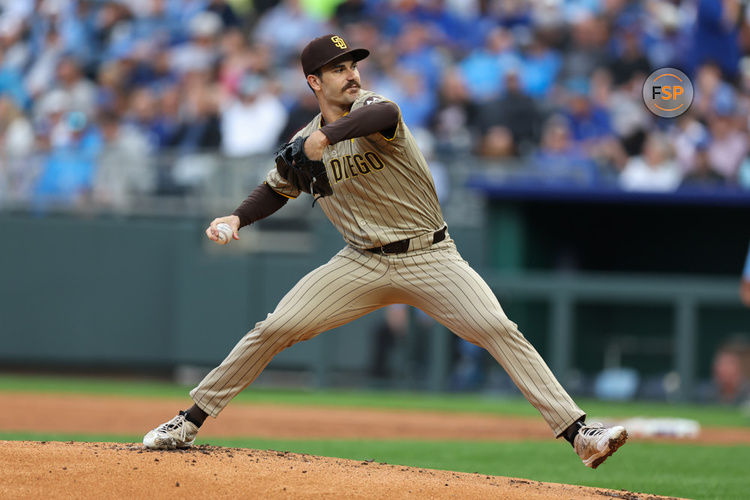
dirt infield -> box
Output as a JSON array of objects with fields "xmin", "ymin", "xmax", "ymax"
[
  {"xmin": 3, "ymin": 391, "xmax": 742, "ymax": 499},
  {"xmin": 1, "ymin": 441, "xmax": 677, "ymax": 499},
  {"xmin": 1, "ymin": 392, "xmax": 748, "ymax": 445}
]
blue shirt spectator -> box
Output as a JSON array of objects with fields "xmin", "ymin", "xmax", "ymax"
[
  {"xmin": 692, "ymin": 0, "xmax": 742, "ymax": 79},
  {"xmin": 0, "ymin": 65, "xmax": 30, "ymax": 110},
  {"xmin": 532, "ymin": 117, "xmax": 599, "ymax": 185},
  {"xmin": 34, "ymin": 114, "xmax": 102, "ymax": 205},
  {"xmin": 519, "ymin": 40, "xmax": 561, "ymax": 98},
  {"xmin": 459, "ymin": 27, "xmax": 521, "ymax": 101},
  {"xmin": 563, "ymin": 79, "xmax": 614, "ymax": 143}
]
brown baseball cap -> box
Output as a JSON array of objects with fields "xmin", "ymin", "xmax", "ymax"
[{"xmin": 301, "ymin": 34, "xmax": 369, "ymax": 76}]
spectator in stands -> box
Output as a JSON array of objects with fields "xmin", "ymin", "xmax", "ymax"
[
  {"xmin": 220, "ymin": 74, "xmax": 288, "ymax": 157},
  {"xmin": 533, "ymin": 116, "xmax": 598, "ymax": 185},
  {"xmin": 691, "ymin": 63, "xmax": 725, "ymax": 119},
  {"xmin": 94, "ymin": 60, "xmax": 128, "ymax": 115},
  {"xmin": 671, "ymin": 115, "xmax": 710, "ymax": 174},
  {"xmin": 125, "ymin": 86, "xmax": 163, "ymax": 151},
  {"xmin": 385, "ymin": 69, "xmax": 435, "ymax": 129},
  {"xmin": 93, "ymin": 111, "xmax": 154, "ymax": 210},
  {"xmin": 130, "ymin": 0, "xmax": 182, "ymax": 48},
  {"xmin": 0, "ymin": 95, "xmax": 35, "ymax": 200},
  {"xmin": 478, "ymin": 126, "xmax": 515, "ymax": 160},
  {"xmin": 741, "ymin": 242, "xmax": 750, "ymax": 308},
  {"xmin": 487, "ymin": 0, "xmax": 532, "ymax": 28},
  {"xmin": 0, "ymin": 13, "xmax": 32, "ymax": 77},
  {"xmin": 564, "ymin": 78, "xmax": 613, "ymax": 146},
  {"xmin": 680, "ymin": 139, "xmax": 726, "ymax": 189},
  {"xmin": 393, "ymin": 22, "xmax": 445, "ymax": 92},
  {"xmin": 36, "ymin": 56, "xmax": 97, "ymax": 122},
  {"xmin": 711, "ymin": 342, "xmax": 750, "ymax": 405},
  {"xmin": 279, "ymin": 90, "xmax": 320, "ymax": 144},
  {"xmin": 0, "ymin": 40, "xmax": 30, "ymax": 110},
  {"xmin": 620, "ymin": 133, "xmax": 682, "ymax": 192},
  {"xmin": 0, "ymin": 94, "xmax": 33, "ymax": 152},
  {"xmin": 563, "ymin": 77, "xmax": 625, "ymax": 171},
  {"xmin": 369, "ymin": 304, "xmax": 409, "ymax": 380},
  {"xmin": 168, "ymin": 83, "xmax": 222, "ymax": 192},
  {"xmin": 170, "ymin": 11, "xmax": 222, "ymax": 76},
  {"xmin": 477, "ymin": 69, "xmax": 541, "ymax": 155},
  {"xmin": 34, "ymin": 110, "xmax": 102, "ymax": 206},
  {"xmin": 154, "ymin": 84, "xmax": 183, "ymax": 149},
  {"xmin": 518, "ymin": 34, "xmax": 561, "ymax": 98},
  {"xmin": 171, "ymin": 73, "xmax": 222, "ymax": 152},
  {"xmin": 206, "ymin": 0, "xmax": 242, "ymax": 29},
  {"xmin": 25, "ymin": 26, "xmax": 65, "ymax": 100},
  {"xmin": 217, "ymin": 29, "xmax": 252, "ymax": 96},
  {"xmin": 254, "ymin": 0, "xmax": 330, "ymax": 65},
  {"xmin": 642, "ymin": 0, "xmax": 692, "ymax": 71},
  {"xmin": 410, "ymin": 0, "xmax": 472, "ymax": 50},
  {"xmin": 691, "ymin": 0, "xmax": 743, "ymax": 80},
  {"xmin": 459, "ymin": 26, "xmax": 520, "ymax": 101},
  {"xmin": 559, "ymin": 13, "xmax": 609, "ymax": 82},
  {"xmin": 705, "ymin": 87, "xmax": 748, "ymax": 183},
  {"xmin": 608, "ymin": 26, "xmax": 651, "ymax": 87},
  {"xmin": 334, "ymin": 0, "xmax": 369, "ymax": 26},
  {"xmin": 429, "ymin": 68, "xmax": 475, "ymax": 156},
  {"xmin": 606, "ymin": 70, "xmax": 649, "ymax": 159}
]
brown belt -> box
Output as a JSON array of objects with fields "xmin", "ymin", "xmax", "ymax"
[{"xmin": 366, "ymin": 226, "xmax": 447, "ymax": 255}]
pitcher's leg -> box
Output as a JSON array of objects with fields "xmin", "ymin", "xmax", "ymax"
[
  {"xmin": 395, "ymin": 245, "xmax": 584, "ymax": 436},
  {"xmin": 191, "ymin": 247, "xmax": 390, "ymax": 417}
]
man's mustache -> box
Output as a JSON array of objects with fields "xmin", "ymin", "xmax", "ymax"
[{"xmin": 343, "ymin": 82, "xmax": 360, "ymax": 91}]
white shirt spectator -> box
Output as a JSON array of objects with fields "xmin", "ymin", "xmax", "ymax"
[
  {"xmin": 620, "ymin": 134, "xmax": 683, "ymax": 192},
  {"xmin": 620, "ymin": 156, "xmax": 683, "ymax": 192},
  {"xmin": 707, "ymin": 128, "xmax": 748, "ymax": 180},
  {"xmin": 254, "ymin": 0, "xmax": 329, "ymax": 63},
  {"xmin": 221, "ymin": 77, "xmax": 288, "ymax": 157}
]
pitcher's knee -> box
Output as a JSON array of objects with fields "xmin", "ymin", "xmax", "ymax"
[
  {"xmin": 250, "ymin": 320, "xmax": 296, "ymax": 350},
  {"xmin": 470, "ymin": 315, "xmax": 525, "ymax": 346}
]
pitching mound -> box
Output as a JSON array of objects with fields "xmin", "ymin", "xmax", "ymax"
[{"xmin": 3, "ymin": 441, "xmax": 675, "ymax": 499}]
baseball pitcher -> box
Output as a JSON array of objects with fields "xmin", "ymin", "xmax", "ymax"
[{"xmin": 143, "ymin": 34, "xmax": 627, "ymax": 469}]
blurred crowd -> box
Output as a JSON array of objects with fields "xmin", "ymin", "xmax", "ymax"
[{"xmin": 2, "ymin": 0, "xmax": 750, "ymax": 209}]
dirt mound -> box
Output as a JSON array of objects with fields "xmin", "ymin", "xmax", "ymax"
[{"xmin": 1, "ymin": 441, "xmax": 677, "ymax": 499}]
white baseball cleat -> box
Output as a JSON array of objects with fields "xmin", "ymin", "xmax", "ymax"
[
  {"xmin": 574, "ymin": 422, "xmax": 628, "ymax": 469},
  {"xmin": 143, "ymin": 411, "xmax": 199, "ymax": 450}
]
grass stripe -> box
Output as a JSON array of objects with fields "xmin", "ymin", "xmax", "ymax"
[{"xmin": 0, "ymin": 374, "xmax": 748, "ymax": 428}]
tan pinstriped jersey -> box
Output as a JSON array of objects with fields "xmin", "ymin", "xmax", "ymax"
[{"xmin": 266, "ymin": 90, "xmax": 445, "ymax": 249}]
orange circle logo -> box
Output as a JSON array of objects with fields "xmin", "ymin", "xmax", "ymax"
[{"xmin": 642, "ymin": 68, "xmax": 693, "ymax": 118}]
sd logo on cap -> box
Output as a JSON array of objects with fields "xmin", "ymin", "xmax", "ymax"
[{"xmin": 301, "ymin": 34, "xmax": 369, "ymax": 76}]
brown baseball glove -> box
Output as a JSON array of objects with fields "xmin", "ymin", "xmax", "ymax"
[{"xmin": 275, "ymin": 136, "xmax": 333, "ymax": 201}]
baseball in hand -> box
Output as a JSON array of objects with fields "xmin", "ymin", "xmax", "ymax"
[{"xmin": 216, "ymin": 223, "xmax": 233, "ymax": 245}]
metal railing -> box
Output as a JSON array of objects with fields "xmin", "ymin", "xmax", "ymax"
[{"xmin": 458, "ymin": 271, "xmax": 747, "ymax": 400}]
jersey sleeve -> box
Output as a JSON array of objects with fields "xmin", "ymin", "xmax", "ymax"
[
  {"xmin": 266, "ymin": 167, "xmax": 301, "ymax": 199},
  {"xmin": 351, "ymin": 92, "xmax": 404, "ymax": 143}
]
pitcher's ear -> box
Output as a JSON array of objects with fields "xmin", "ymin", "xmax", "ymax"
[{"xmin": 307, "ymin": 74, "xmax": 319, "ymax": 90}]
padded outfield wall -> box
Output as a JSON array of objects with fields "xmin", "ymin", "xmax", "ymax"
[{"xmin": 0, "ymin": 204, "xmax": 748, "ymax": 398}]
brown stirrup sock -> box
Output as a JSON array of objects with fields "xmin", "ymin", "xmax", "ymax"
[
  {"xmin": 184, "ymin": 404, "xmax": 208, "ymax": 427},
  {"xmin": 562, "ymin": 417, "xmax": 586, "ymax": 446}
]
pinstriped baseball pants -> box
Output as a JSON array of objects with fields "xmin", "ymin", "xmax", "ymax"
[{"xmin": 190, "ymin": 237, "xmax": 585, "ymax": 436}]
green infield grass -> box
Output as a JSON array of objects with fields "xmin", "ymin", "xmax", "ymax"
[
  {"xmin": 1, "ymin": 431, "xmax": 747, "ymax": 500},
  {"xmin": 0, "ymin": 374, "xmax": 748, "ymax": 428}
]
